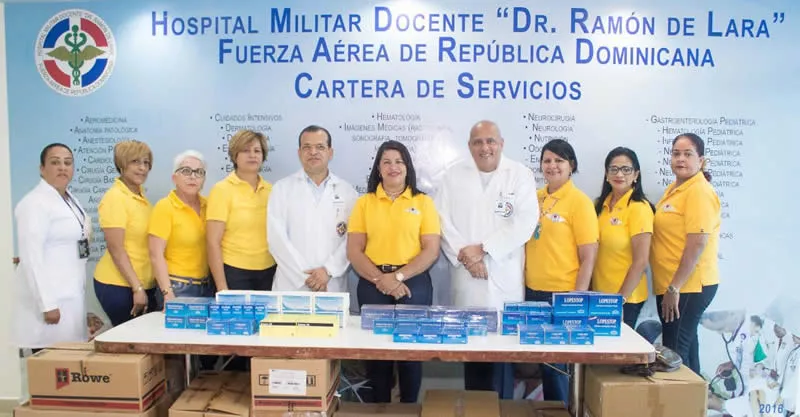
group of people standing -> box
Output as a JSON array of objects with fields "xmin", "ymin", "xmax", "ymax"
[{"xmin": 13, "ymin": 120, "xmax": 721, "ymax": 406}]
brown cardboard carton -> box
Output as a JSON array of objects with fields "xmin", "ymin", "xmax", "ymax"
[
  {"xmin": 14, "ymin": 395, "xmax": 170, "ymax": 417},
  {"xmin": 335, "ymin": 402, "xmax": 421, "ymax": 417},
  {"xmin": 250, "ymin": 359, "xmax": 339, "ymax": 413},
  {"xmin": 500, "ymin": 400, "xmax": 569, "ymax": 417},
  {"xmin": 27, "ymin": 347, "xmax": 165, "ymax": 413},
  {"xmin": 583, "ymin": 365, "xmax": 708, "ymax": 417},
  {"xmin": 169, "ymin": 371, "xmax": 251, "ymax": 417},
  {"xmin": 421, "ymin": 390, "xmax": 500, "ymax": 417}
]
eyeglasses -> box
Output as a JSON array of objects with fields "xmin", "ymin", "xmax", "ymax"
[
  {"xmin": 608, "ymin": 166, "xmax": 634, "ymax": 175},
  {"xmin": 175, "ymin": 167, "xmax": 206, "ymax": 178}
]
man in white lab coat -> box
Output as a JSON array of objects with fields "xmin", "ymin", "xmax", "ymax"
[
  {"xmin": 268, "ymin": 125, "xmax": 358, "ymax": 293},
  {"xmin": 435, "ymin": 120, "xmax": 540, "ymax": 398}
]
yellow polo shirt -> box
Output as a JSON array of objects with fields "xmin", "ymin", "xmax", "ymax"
[
  {"xmin": 593, "ymin": 189, "xmax": 653, "ymax": 304},
  {"xmin": 348, "ymin": 184, "xmax": 441, "ymax": 266},
  {"xmin": 206, "ymin": 173, "xmax": 275, "ymax": 271},
  {"xmin": 651, "ymin": 172, "xmax": 720, "ymax": 295},
  {"xmin": 148, "ymin": 190, "xmax": 208, "ymax": 279},
  {"xmin": 525, "ymin": 180, "xmax": 598, "ymax": 292},
  {"xmin": 94, "ymin": 178, "xmax": 154, "ymax": 288}
]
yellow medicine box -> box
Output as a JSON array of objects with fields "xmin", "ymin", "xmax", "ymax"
[{"xmin": 259, "ymin": 314, "xmax": 339, "ymax": 338}]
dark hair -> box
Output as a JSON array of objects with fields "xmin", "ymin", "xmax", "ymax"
[
  {"xmin": 540, "ymin": 139, "xmax": 578, "ymax": 173},
  {"xmin": 298, "ymin": 125, "xmax": 332, "ymax": 148},
  {"xmin": 750, "ymin": 315, "xmax": 764, "ymax": 328},
  {"xmin": 672, "ymin": 133, "xmax": 711, "ymax": 182},
  {"xmin": 367, "ymin": 140, "xmax": 422, "ymax": 196},
  {"xmin": 594, "ymin": 147, "xmax": 654, "ymax": 215},
  {"xmin": 39, "ymin": 143, "xmax": 73, "ymax": 166}
]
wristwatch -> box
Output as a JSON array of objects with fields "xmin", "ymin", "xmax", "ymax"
[
  {"xmin": 395, "ymin": 272, "xmax": 405, "ymax": 282},
  {"xmin": 667, "ymin": 285, "xmax": 679, "ymax": 294}
]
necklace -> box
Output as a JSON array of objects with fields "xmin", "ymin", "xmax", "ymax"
[
  {"xmin": 533, "ymin": 194, "xmax": 559, "ymax": 240},
  {"xmin": 384, "ymin": 187, "xmax": 404, "ymax": 200}
]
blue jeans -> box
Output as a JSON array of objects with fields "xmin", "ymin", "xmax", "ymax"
[
  {"xmin": 622, "ymin": 301, "xmax": 644, "ymax": 330},
  {"xmin": 657, "ymin": 284, "xmax": 718, "ymax": 375},
  {"xmin": 357, "ymin": 271, "xmax": 433, "ymax": 403},
  {"xmin": 94, "ymin": 279, "xmax": 160, "ymax": 327},
  {"xmin": 525, "ymin": 287, "xmax": 569, "ymax": 406},
  {"xmin": 170, "ymin": 276, "xmax": 216, "ymax": 298}
]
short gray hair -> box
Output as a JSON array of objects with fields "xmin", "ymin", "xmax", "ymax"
[{"xmin": 172, "ymin": 150, "xmax": 206, "ymax": 172}]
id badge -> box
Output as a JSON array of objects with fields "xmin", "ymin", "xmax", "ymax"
[{"xmin": 78, "ymin": 238, "xmax": 90, "ymax": 259}]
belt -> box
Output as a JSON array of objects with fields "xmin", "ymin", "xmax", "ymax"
[
  {"xmin": 377, "ymin": 264, "xmax": 404, "ymax": 273},
  {"xmin": 169, "ymin": 275, "xmax": 209, "ymax": 286}
]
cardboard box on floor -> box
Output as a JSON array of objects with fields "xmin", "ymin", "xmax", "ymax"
[
  {"xmin": 14, "ymin": 394, "xmax": 171, "ymax": 417},
  {"xmin": 169, "ymin": 371, "xmax": 251, "ymax": 417},
  {"xmin": 500, "ymin": 400, "xmax": 569, "ymax": 417},
  {"xmin": 250, "ymin": 359, "xmax": 339, "ymax": 414},
  {"xmin": 26, "ymin": 344, "xmax": 166, "ymax": 413},
  {"xmin": 583, "ymin": 365, "xmax": 708, "ymax": 417},
  {"xmin": 335, "ymin": 402, "xmax": 421, "ymax": 417},
  {"xmin": 421, "ymin": 390, "xmax": 500, "ymax": 417}
]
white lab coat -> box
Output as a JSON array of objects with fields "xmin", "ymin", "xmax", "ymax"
[
  {"xmin": 13, "ymin": 179, "xmax": 90, "ymax": 349},
  {"xmin": 434, "ymin": 156, "xmax": 539, "ymax": 310},
  {"xmin": 267, "ymin": 170, "xmax": 358, "ymax": 293}
]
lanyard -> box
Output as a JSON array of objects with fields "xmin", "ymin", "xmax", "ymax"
[{"xmin": 62, "ymin": 193, "xmax": 86, "ymax": 237}]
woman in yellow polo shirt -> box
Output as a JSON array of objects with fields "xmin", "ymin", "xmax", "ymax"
[
  {"xmin": 207, "ymin": 130, "xmax": 276, "ymax": 292},
  {"xmin": 524, "ymin": 139, "xmax": 598, "ymax": 404},
  {"xmin": 347, "ymin": 140, "xmax": 441, "ymax": 404},
  {"xmin": 651, "ymin": 133, "xmax": 720, "ymax": 375},
  {"xmin": 94, "ymin": 140, "xmax": 156, "ymax": 326},
  {"xmin": 149, "ymin": 150, "xmax": 212, "ymax": 302},
  {"xmin": 592, "ymin": 147, "xmax": 654, "ymax": 329}
]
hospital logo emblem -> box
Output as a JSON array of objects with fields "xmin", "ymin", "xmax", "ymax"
[
  {"xmin": 501, "ymin": 202, "xmax": 513, "ymax": 218},
  {"xmin": 336, "ymin": 221, "xmax": 347, "ymax": 237},
  {"xmin": 35, "ymin": 9, "xmax": 116, "ymax": 96}
]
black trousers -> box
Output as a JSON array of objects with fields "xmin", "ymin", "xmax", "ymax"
[
  {"xmin": 357, "ymin": 271, "xmax": 433, "ymax": 403},
  {"xmin": 222, "ymin": 264, "xmax": 276, "ymax": 371},
  {"xmin": 657, "ymin": 284, "xmax": 718, "ymax": 375},
  {"xmin": 622, "ymin": 301, "xmax": 644, "ymax": 330}
]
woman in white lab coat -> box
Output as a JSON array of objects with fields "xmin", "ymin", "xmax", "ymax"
[{"xmin": 14, "ymin": 143, "xmax": 91, "ymax": 350}]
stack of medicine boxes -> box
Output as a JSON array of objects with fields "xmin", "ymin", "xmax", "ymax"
[
  {"xmin": 502, "ymin": 292, "xmax": 623, "ymax": 345},
  {"xmin": 361, "ymin": 305, "xmax": 497, "ymax": 344}
]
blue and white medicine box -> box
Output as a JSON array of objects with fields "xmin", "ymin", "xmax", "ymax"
[
  {"xmin": 219, "ymin": 304, "xmax": 234, "ymax": 320},
  {"xmin": 542, "ymin": 324, "xmax": 569, "ymax": 345},
  {"xmin": 206, "ymin": 319, "xmax": 229, "ymax": 335},
  {"xmin": 229, "ymin": 319, "xmax": 257, "ymax": 336},
  {"xmin": 517, "ymin": 301, "xmax": 552, "ymax": 314},
  {"xmin": 165, "ymin": 316, "xmax": 186, "ymax": 329},
  {"xmin": 392, "ymin": 324, "xmax": 418, "ymax": 343},
  {"xmin": 253, "ymin": 305, "xmax": 268, "ymax": 321},
  {"xmin": 251, "ymin": 293, "xmax": 281, "ymax": 313},
  {"xmin": 466, "ymin": 316, "xmax": 488, "ymax": 336},
  {"xmin": 417, "ymin": 333, "xmax": 442, "ymax": 344},
  {"xmin": 215, "ymin": 290, "xmax": 248, "ymax": 304},
  {"xmin": 183, "ymin": 297, "xmax": 212, "ymax": 317},
  {"xmin": 552, "ymin": 292, "xmax": 589, "ymax": 316},
  {"xmin": 187, "ymin": 316, "xmax": 208, "ymax": 330},
  {"xmin": 360, "ymin": 305, "xmax": 395, "ymax": 329},
  {"xmin": 373, "ymin": 318, "xmax": 396, "ymax": 335},
  {"xmin": 241, "ymin": 304, "xmax": 255, "ymax": 320},
  {"xmin": 230, "ymin": 304, "xmax": 244, "ymax": 318},
  {"xmin": 568, "ymin": 326, "xmax": 595, "ymax": 345},
  {"xmin": 441, "ymin": 326, "xmax": 468, "ymax": 344},
  {"xmin": 281, "ymin": 292, "xmax": 313, "ymax": 314},
  {"xmin": 165, "ymin": 301, "xmax": 187, "ymax": 317},
  {"xmin": 553, "ymin": 316, "xmax": 588, "ymax": 328},
  {"xmin": 429, "ymin": 307, "xmax": 464, "ymax": 321},
  {"xmin": 503, "ymin": 302, "xmax": 524, "ymax": 312},
  {"xmin": 588, "ymin": 315, "xmax": 622, "ymax": 336},
  {"xmin": 394, "ymin": 305, "xmax": 428, "ymax": 320},
  {"xmin": 588, "ymin": 292, "xmax": 623, "ymax": 317},
  {"xmin": 501, "ymin": 312, "xmax": 525, "ymax": 335},
  {"xmin": 519, "ymin": 324, "xmax": 545, "ymax": 345},
  {"xmin": 208, "ymin": 303, "xmax": 223, "ymax": 320},
  {"xmin": 314, "ymin": 293, "xmax": 350, "ymax": 327},
  {"xmin": 465, "ymin": 307, "xmax": 498, "ymax": 332},
  {"xmin": 526, "ymin": 310, "xmax": 553, "ymax": 325}
]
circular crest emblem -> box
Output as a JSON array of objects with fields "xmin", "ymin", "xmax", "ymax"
[
  {"xmin": 502, "ymin": 202, "xmax": 513, "ymax": 218},
  {"xmin": 336, "ymin": 221, "xmax": 347, "ymax": 237},
  {"xmin": 35, "ymin": 9, "xmax": 116, "ymax": 96}
]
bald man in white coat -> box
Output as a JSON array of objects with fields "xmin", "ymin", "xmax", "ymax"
[{"xmin": 435, "ymin": 120, "xmax": 539, "ymax": 398}]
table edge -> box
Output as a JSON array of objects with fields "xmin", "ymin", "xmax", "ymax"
[{"xmin": 94, "ymin": 340, "xmax": 655, "ymax": 365}]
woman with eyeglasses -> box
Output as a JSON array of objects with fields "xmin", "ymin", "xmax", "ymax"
[
  {"xmin": 149, "ymin": 150, "xmax": 213, "ymax": 303},
  {"xmin": 94, "ymin": 140, "xmax": 158, "ymax": 326},
  {"xmin": 592, "ymin": 147, "xmax": 654, "ymax": 330}
]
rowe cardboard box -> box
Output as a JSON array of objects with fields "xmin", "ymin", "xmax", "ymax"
[
  {"xmin": 169, "ymin": 371, "xmax": 250, "ymax": 417},
  {"xmin": 421, "ymin": 390, "xmax": 500, "ymax": 417},
  {"xmin": 250, "ymin": 359, "xmax": 339, "ymax": 414},
  {"xmin": 336, "ymin": 402, "xmax": 421, "ymax": 417},
  {"xmin": 583, "ymin": 365, "xmax": 707, "ymax": 417},
  {"xmin": 500, "ymin": 400, "xmax": 569, "ymax": 417},
  {"xmin": 14, "ymin": 395, "xmax": 170, "ymax": 417},
  {"xmin": 27, "ymin": 346, "xmax": 166, "ymax": 413}
]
